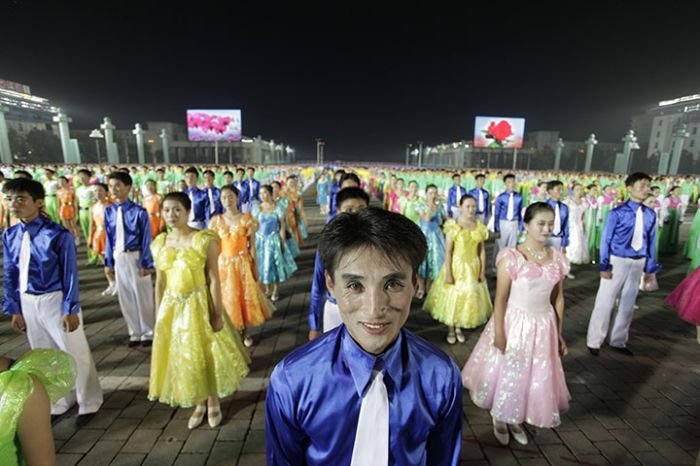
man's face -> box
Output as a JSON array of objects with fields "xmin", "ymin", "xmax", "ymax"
[
  {"xmin": 247, "ymin": 169, "xmax": 255, "ymax": 179},
  {"xmin": 108, "ymin": 179, "xmax": 130, "ymax": 201},
  {"xmin": 338, "ymin": 198, "xmax": 368, "ymax": 214},
  {"xmin": 185, "ymin": 172, "xmax": 198, "ymax": 187},
  {"xmin": 476, "ymin": 177, "xmax": 485, "ymax": 187},
  {"xmin": 629, "ymin": 179, "xmax": 651, "ymax": 203},
  {"xmin": 204, "ymin": 173, "xmax": 215, "ymax": 186},
  {"xmin": 505, "ymin": 178, "xmax": 515, "ymax": 191},
  {"xmin": 5, "ymin": 191, "xmax": 42, "ymax": 221},
  {"xmin": 326, "ymin": 247, "xmax": 414, "ymax": 355},
  {"xmin": 548, "ymin": 185, "xmax": 563, "ymax": 201},
  {"xmin": 236, "ymin": 170, "xmax": 244, "ymax": 181},
  {"xmin": 223, "ymin": 174, "xmax": 233, "ymax": 185},
  {"xmin": 453, "ymin": 176, "xmax": 461, "ymax": 186}
]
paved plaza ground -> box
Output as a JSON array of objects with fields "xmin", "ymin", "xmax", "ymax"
[{"xmin": 1, "ymin": 189, "xmax": 699, "ymax": 465}]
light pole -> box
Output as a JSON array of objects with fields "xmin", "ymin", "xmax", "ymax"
[
  {"xmin": 316, "ymin": 139, "xmax": 325, "ymax": 166},
  {"xmin": 669, "ymin": 124, "xmax": 690, "ymax": 175},
  {"xmin": 553, "ymin": 138, "xmax": 564, "ymax": 171},
  {"xmin": 417, "ymin": 141, "xmax": 423, "ymax": 168},
  {"xmin": 405, "ymin": 144, "xmax": 412, "ymax": 166},
  {"xmin": 584, "ymin": 133, "xmax": 598, "ymax": 172},
  {"xmin": 89, "ymin": 129, "xmax": 104, "ymax": 164}
]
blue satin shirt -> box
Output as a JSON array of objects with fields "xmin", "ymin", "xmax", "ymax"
[
  {"xmin": 2, "ymin": 215, "xmax": 80, "ymax": 315},
  {"xmin": 493, "ymin": 191, "xmax": 523, "ymax": 232},
  {"xmin": 184, "ymin": 187, "xmax": 211, "ymax": 224},
  {"xmin": 599, "ymin": 200, "xmax": 660, "ymax": 274},
  {"xmin": 308, "ymin": 250, "xmax": 337, "ymax": 331},
  {"xmin": 469, "ymin": 187, "xmax": 491, "ymax": 219},
  {"xmin": 266, "ymin": 326, "xmax": 462, "ymax": 465},
  {"xmin": 547, "ymin": 199, "xmax": 570, "ymax": 248},
  {"xmin": 104, "ymin": 200, "xmax": 154, "ymax": 269}
]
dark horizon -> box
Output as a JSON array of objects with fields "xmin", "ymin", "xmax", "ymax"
[{"xmin": 3, "ymin": 3, "xmax": 700, "ymax": 162}]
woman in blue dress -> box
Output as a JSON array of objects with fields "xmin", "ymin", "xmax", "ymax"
[
  {"xmin": 272, "ymin": 181, "xmax": 300, "ymax": 258},
  {"xmin": 252, "ymin": 185, "xmax": 298, "ymax": 302},
  {"xmin": 316, "ymin": 172, "xmax": 330, "ymax": 215},
  {"xmin": 416, "ymin": 184, "xmax": 446, "ymax": 299}
]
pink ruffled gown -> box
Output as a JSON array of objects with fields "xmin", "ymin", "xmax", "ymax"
[
  {"xmin": 664, "ymin": 267, "xmax": 700, "ymax": 325},
  {"xmin": 462, "ymin": 247, "xmax": 571, "ymax": 428}
]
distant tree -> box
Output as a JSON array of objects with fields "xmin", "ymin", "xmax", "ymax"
[
  {"xmin": 7, "ymin": 128, "xmax": 29, "ymax": 161},
  {"xmin": 25, "ymin": 129, "xmax": 62, "ymax": 162}
]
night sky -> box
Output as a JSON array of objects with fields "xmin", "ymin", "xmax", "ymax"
[{"xmin": 4, "ymin": 3, "xmax": 700, "ymax": 162}]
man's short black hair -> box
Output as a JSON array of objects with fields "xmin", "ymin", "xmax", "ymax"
[
  {"xmin": 335, "ymin": 187, "xmax": 370, "ymax": 209},
  {"xmin": 223, "ymin": 170, "xmax": 234, "ymax": 177},
  {"xmin": 625, "ymin": 172, "xmax": 652, "ymax": 187},
  {"xmin": 185, "ymin": 166, "xmax": 199, "ymax": 176},
  {"xmin": 339, "ymin": 172, "xmax": 361, "ymax": 187},
  {"xmin": 13, "ymin": 170, "xmax": 32, "ymax": 179},
  {"xmin": 546, "ymin": 180, "xmax": 563, "ymax": 191},
  {"xmin": 475, "ymin": 173, "xmax": 486, "ymax": 180},
  {"xmin": 452, "ymin": 173, "xmax": 461, "ymax": 179},
  {"xmin": 107, "ymin": 171, "xmax": 133, "ymax": 187},
  {"xmin": 77, "ymin": 169, "xmax": 92, "ymax": 177},
  {"xmin": 319, "ymin": 207, "xmax": 427, "ymax": 279},
  {"xmin": 503, "ymin": 173, "xmax": 515, "ymax": 183},
  {"xmin": 3, "ymin": 178, "xmax": 45, "ymax": 201},
  {"xmin": 203, "ymin": 169, "xmax": 215, "ymax": 177}
]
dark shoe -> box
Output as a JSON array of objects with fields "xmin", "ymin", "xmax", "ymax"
[
  {"xmin": 127, "ymin": 340, "xmax": 140, "ymax": 348},
  {"xmin": 609, "ymin": 345, "xmax": 633, "ymax": 356},
  {"xmin": 51, "ymin": 414, "xmax": 62, "ymax": 423},
  {"xmin": 141, "ymin": 340, "xmax": 153, "ymax": 348},
  {"xmin": 76, "ymin": 413, "xmax": 97, "ymax": 427},
  {"xmin": 587, "ymin": 347, "xmax": 600, "ymax": 356}
]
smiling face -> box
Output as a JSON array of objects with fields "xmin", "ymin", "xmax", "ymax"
[
  {"xmin": 524, "ymin": 209, "xmax": 554, "ymax": 244},
  {"xmin": 162, "ymin": 198, "xmax": 189, "ymax": 228},
  {"xmin": 326, "ymin": 247, "xmax": 415, "ymax": 355}
]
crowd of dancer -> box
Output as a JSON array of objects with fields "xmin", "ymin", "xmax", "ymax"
[{"xmin": 0, "ymin": 162, "xmax": 698, "ymax": 464}]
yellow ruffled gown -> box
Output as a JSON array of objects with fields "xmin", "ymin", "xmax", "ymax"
[
  {"xmin": 424, "ymin": 220, "xmax": 493, "ymax": 328},
  {"xmin": 149, "ymin": 229, "xmax": 250, "ymax": 407}
]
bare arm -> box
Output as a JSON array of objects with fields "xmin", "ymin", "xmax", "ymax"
[
  {"xmin": 18, "ymin": 375, "xmax": 57, "ymax": 466},
  {"xmin": 206, "ymin": 238, "xmax": 224, "ymax": 331},
  {"xmin": 444, "ymin": 236, "xmax": 455, "ymax": 284},
  {"xmin": 478, "ymin": 240, "xmax": 486, "ymax": 281},
  {"xmin": 154, "ymin": 268, "xmax": 166, "ymax": 317},
  {"xmin": 550, "ymin": 277, "xmax": 567, "ymax": 356},
  {"xmin": 492, "ymin": 256, "xmax": 512, "ymax": 353}
]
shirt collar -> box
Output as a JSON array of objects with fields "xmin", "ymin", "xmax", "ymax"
[
  {"xmin": 340, "ymin": 326, "xmax": 404, "ymax": 398},
  {"xmin": 627, "ymin": 199, "xmax": 641, "ymax": 210},
  {"xmin": 20, "ymin": 214, "xmax": 48, "ymax": 236}
]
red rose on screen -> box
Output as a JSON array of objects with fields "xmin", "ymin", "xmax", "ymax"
[{"xmin": 488, "ymin": 120, "xmax": 513, "ymax": 142}]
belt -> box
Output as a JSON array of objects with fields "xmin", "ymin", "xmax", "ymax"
[
  {"xmin": 80, "ymin": 207, "xmax": 91, "ymax": 211},
  {"xmin": 45, "ymin": 194, "xmax": 57, "ymax": 197}
]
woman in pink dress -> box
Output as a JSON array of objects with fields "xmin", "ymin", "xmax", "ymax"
[
  {"xmin": 462, "ymin": 202, "xmax": 570, "ymax": 447},
  {"xmin": 664, "ymin": 267, "xmax": 700, "ymax": 345}
]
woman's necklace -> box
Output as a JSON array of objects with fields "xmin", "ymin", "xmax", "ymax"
[{"xmin": 524, "ymin": 244, "xmax": 547, "ymax": 261}]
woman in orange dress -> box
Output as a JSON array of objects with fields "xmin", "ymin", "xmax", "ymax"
[
  {"xmin": 209, "ymin": 185, "xmax": 274, "ymax": 347},
  {"xmin": 143, "ymin": 179, "xmax": 166, "ymax": 238},
  {"xmin": 88, "ymin": 183, "xmax": 116, "ymax": 295},
  {"xmin": 57, "ymin": 176, "xmax": 81, "ymax": 242}
]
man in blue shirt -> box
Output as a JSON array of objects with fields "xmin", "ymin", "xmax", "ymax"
[
  {"xmin": 203, "ymin": 169, "xmax": 223, "ymax": 217},
  {"xmin": 233, "ymin": 168, "xmax": 246, "ymax": 211},
  {"xmin": 2, "ymin": 178, "xmax": 103, "ymax": 425},
  {"xmin": 105, "ymin": 172, "xmax": 156, "ymax": 347},
  {"xmin": 446, "ymin": 173, "xmax": 467, "ymax": 219},
  {"xmin": 492, "ymin": 173, "xmax": 523, "ymax": 271},
  {"xmin": 240, "ymin": 166, "xmax": 260, "ymax": 213},
  {"xmin": 308, "ymin": 187, "xmax": 369, "ymax": 341},
  {"xmin": 183, "ymin": 167, "xmax": 210, "ymax": 229},
  {"xmin": 545, "ymin": 180, "xmax": 574, "ymax": 279},
  {"xmin": 267, "ymin": 208, "xmax": 462, "ymax": 465},
  {"xmin": 469, "ymin": 173, "xmax": 490, "ymax": 224},
  {"xmin": 586, "ymin": 172, "xmax": 660, "ymax": 357}
]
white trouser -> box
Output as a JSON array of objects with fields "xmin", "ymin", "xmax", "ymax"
[
  {"xmin": 493, "ymin": 220, "xmax": 519, "ymax": 268},
  {"xmin": 450, "ymin": 206, "xmax": 462, "ymax": 220},
  {"xmin": 188, "ymin": 220, "xmax": 206, "ymax": 230},
  {"xmin": 476, "ymin": 213, "xmax": 487, "ymax": 224},
  {"xmin": 679, "ymin": 195, "xmax": 690, "ymax": 220},
  {"xmin": 322, "ymin": 300, "xmax": 343, "ymax": 333},
  {"xmin": 586, "ymin": 255, "xmax": 645, "ymax": 349},
  {"xmin": 545, "ymin": 236, "xmax": 563, "ymax": 250},
  {"xmin": 21, "ymin": 291, "xmax": 103, "ymax": 415},
  {"xmin": 115, "ymin": 251, "xmax": 155, "ymax": 342}
]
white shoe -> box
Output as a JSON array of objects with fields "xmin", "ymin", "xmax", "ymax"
[
  {"xmin": 446, "ymin": 332, "xmax": 457, "ymax": 345},
  {"xmin": 243, "ymin": 336, "xmax": 254, "ymax": 348},
  {"xmin": 188, "ymin": 406, "xmax": 206, "ymax": 429},
  {"xmin": 493, "ymin": 419, "xmax": 509, "ymax": 446},
  {"xmin": 207, "ymin": 404, "xmax": 222, "ymax": 428},
  {"xmin": 101, "ymin": 284, "xmax": 113, "ymax": 296},
  {"xmin": 455, "ymin": 329, "xmax": 466, "ymax": 343},
  {"xmin": 566, "ymin": 273, "xmax": 575, "ymax": 279},
  {"xmin": 508, "ymin": 423, "xmax": 528, "ymax": 445},
  {"xmin": 108, "ymin": 283, "xmax": 117, "ymax": 296}
]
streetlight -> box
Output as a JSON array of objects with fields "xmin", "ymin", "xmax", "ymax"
[{"xmin": 89, "ymin": 129, "xmax": 104, "ymax": 164}]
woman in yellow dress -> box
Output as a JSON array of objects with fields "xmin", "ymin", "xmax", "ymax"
[
  {"xmin": 149, "ymin": 192, "xmax": 250, "ymax": 430},
  {"xmin": 209, "ymin": 186, "xmax": 274, "ymax": 348},
  {"xmin": 424, "ymin": 194, "xmax": 493, "ymax": 344}
]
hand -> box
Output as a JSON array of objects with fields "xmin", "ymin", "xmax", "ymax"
[
  {"xmin": 105, "ymin": 267, "xmax": 115, "ymax": 281},
  {"xmin": 494, "ymin": 232, "xmax": 501, "ymax": 239},
  {"xmin": 600, "ymin": 271, "xmax": 613, "ymax": 280},
  {"xmin": 445, "ymin": 273, "xmax": 454, "ymax": 285},
  {"xmin": 11, "ymin": 314, "xmax": 26, "ymax": 334},
  {"xmin": 562, "ymin": 248, "xmax": 567, "ymax": 255},
  {"xmin": 308, "ymin": 330, "xmax": 321, "ymax": 341},
  {"xmin": 558, "ymin": 335, "xmax": 569, "ymax": 357},
  {"xmin": 139, "ymin": 268, "xmax": 152, "ymax": 277},
  {"xmin": 63, "ymin": 314, "xmax": 80, "ymax": 332},
  {"xmin": 210, "ymin": 313, "xmax": 223, "ymax": 332},
  {"xmin": 493, "ymin": 331, "xmax": 507, "ymax": 354},
  {"xmin": 479, "ymin": 271, "xmax": 486, "ymax": 283},
  {"xmin": 643, "ymin": 273, "xmax": 652, "ymax": 283}
]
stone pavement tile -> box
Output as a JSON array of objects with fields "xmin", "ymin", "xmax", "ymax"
[
  {"xmin": 120, "ymin": 397, "xmax": 154, "ymax": 418},
  {"xmin": 53, "ymin": 417, "xmax": 79, "ymax": 441},
  {"xmin": 236, "ymin": 454, "xmax": 266, "ymax": 466},
  {"xmin": 587, "ymin": 384, "xmax": 622, "ymax": 400},
  {"xmin": 608, "ymin": 428, "xmax": 654, "ymax": 452},
  {"xmin": 59, "ymin": 428, "xmax": 104, "ymax": 454},
  {"xmin": 559, "ymin": 430, "xmax": 600, "ymax": 456},
  {"xmin": 242, "ymin": 429, "xmax": 266, "ymax": 454},
  {"xmin": 102, "ymin": 390, "xmax": 136, "ymax": 410},
  {"xmin": 553, "ymin": 414, "xmax": 581, "ymax": 432},
  {"xmin": 182, "ymin": 430, "xmax": 218, "ymax": 453},
  {"xmin": 57, "ymin": 453, "xmax": 83, "ymax": 466},
  {"xmin": 121, "ymin": 429, "xmax": 161, "ymax": 454},
  {"xmin": 81, "ymin": 407, "xmax": 121, "ymax": 429},
  {"xmin": 174, "ymin": 453, "xmax": 208, "ymax": 466},
  {"xmin": 76, "ymin": 440, "xmax": 124, "ymax": 465},
  {"xmin": 592, "ymin": 409, "xmax": 627, "ymax": 429},
  {"xmin": 593, "ymin": 440, "xmax": 640, "ymax": 465},
  {"xmin": 138, "ymin": 406, "xmax": 174, "ymax": 429},
  {"xmin": 510, "ymin": 443, "xmax": 546, "ymax": 463},
  {"xmin": 631, "ymin": 451, "xmax": 673, "ymax": 466},
  {"xmin": 227, "ymin": 400, "xmax": 256, "ymax": 421},
  {"xmin": 575, "ymin": 454, "xmax": 613, "ymax": 465},
  {"xmin": 575, "ymin": 417, "xmax": 615, "ymax": 441},
  {"xmin": 631, "ymin": 407, "xmax": 678, "ymax": 428},
  {"xmin": 217, "ymin": 419, "xmax": 251, "ymax": 441},
  {"xmin": 459, "ymin": 462, "xmax": 489, "ymax": 466},
  {"xmin": 109, "ymin": 454, "xmax": 147, "ymax": 466},
  {"xmin": 622, "ymin": 417, "xmax": 668, "ymax": 440},
  {"xmin": 460, "ymin": 438, "xmax": 485, "ymax": 460},
  {"xmin": 102, "ymin": 418, "xmax": 138, "ymax": 441},
  {"xmin": 530, "ymin": 427, "xmax": 562, "ymax": 445},
  {"xmin": 646, "ymin": 396, "xmax": 691, "ymax": 416},
  {"xmin": 647, "ymin": 439, "xmax": 697, "ymax": 465},
  {"xmin": 142, "ymin": 439, "xmax": 184, "ymax": 466},
  {"xmin": 207, "ymin": 441, "xmax": 243, "ymax": 465},
  {"xmin": 160, "ymin": 419, "xmax": 191, "ymax": 442},
  {"xmin": 670, "ymin": 415, "xmax": 700, "ymax": 435},
  {"xmin": 481, "ymin": 446, "xmax": 519, "ymax": 466}
]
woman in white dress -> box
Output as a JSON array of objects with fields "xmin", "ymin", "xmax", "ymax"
[{"xmin": 566, "ymin": 184, "xmax": 589, "ymax": 264}]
